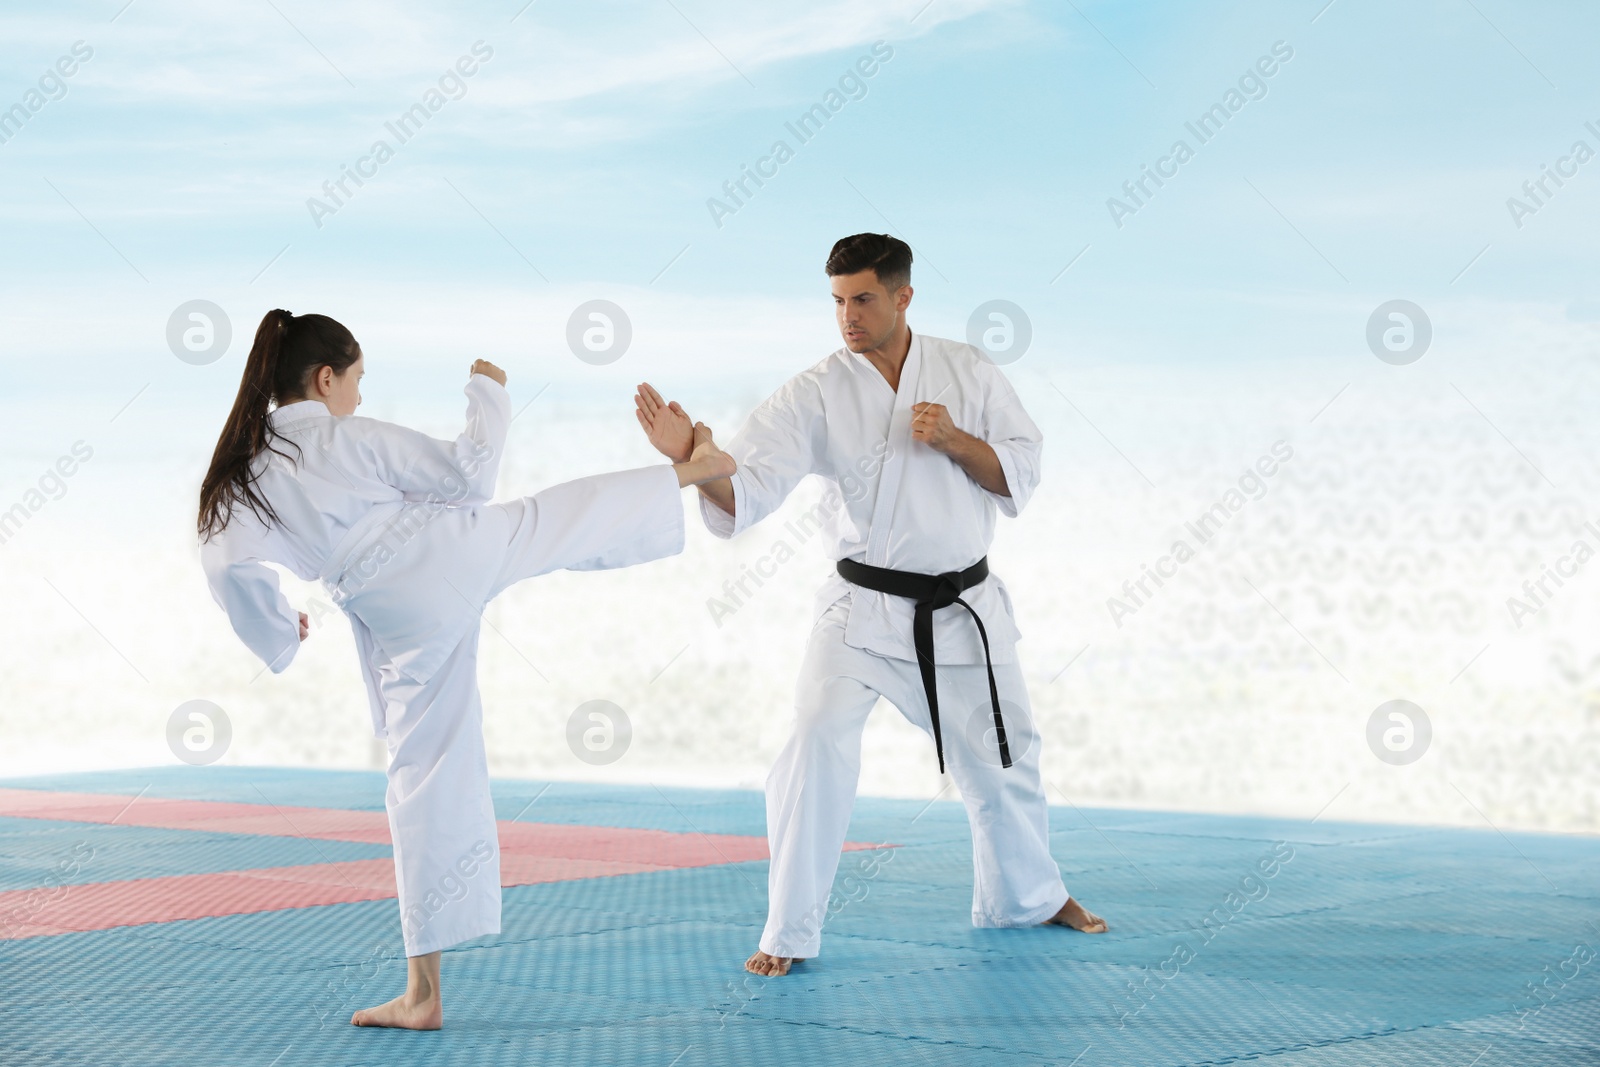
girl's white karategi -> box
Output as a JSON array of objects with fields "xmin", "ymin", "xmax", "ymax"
[
  {"xmin": 202, "ymin": 375, "xmax": 684, "ymax": 956},
  {"xmin": 701, "ymin": 332, "xmax": 1070, "ymax": 960}
]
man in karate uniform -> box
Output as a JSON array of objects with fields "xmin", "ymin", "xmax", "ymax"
[{"xmin": 635, "ymin": 233, "xmax": 1106, "ymax": 977}]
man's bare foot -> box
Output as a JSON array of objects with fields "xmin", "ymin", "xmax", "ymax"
[
  {"xmin": 352, "ymin": 950, "xmax": 442, "ymax": 1029},
  {"xmin": 1046, "ymin": 897, "xmax": 1108, "ymax": 933},
  {"xmin": 350, "ymin": 992, "xmax": 442, "ymax": 1030},
  {"xmin": 745, "ymin": 950, "xmax": 806, "ymax": 977}
]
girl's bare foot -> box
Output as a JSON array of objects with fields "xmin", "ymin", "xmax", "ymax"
[
  {"xmin": 1047, "ymin": 897, "xmax": 1108, "ymax": 933},
  {"xmin": 745, "ymin": 950, "xmax": 806, "ymax": 976},
  {"xmin": 351, "ymin": 949, "xmax": 442, "ymax": 1029},
  {"xmin": 673, "ymin": 423, "xmax": 736, "ymax": 487},
  {"xmin": 350, "ymin": 991, "xmax": 442, "ymax": 1030}
]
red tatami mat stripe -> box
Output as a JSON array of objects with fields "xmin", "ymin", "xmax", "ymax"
[
  {"xmin": 0, "ymin": 859, "xmax": 398, "ymax": 938},
  {"xmin": 0, "ymin": 787, "xmax": 885, "ymax": 860},
  {"xmin": 0, "ymin": 853, "xmax": 686, "ymax": 940},
  {"xmin": 0, "ymin": 788, "xmax": 895, "ymax": 940},
  {"xmin": 0, "ymin": 788, "xmax": 392, "ymax": 843}
]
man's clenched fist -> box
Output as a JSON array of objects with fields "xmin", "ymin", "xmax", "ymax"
[{"xmin": 910, "ymin": 402, "xmax": 961, "ymax": 453}]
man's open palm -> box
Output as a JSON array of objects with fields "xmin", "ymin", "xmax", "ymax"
[{"xmin": 635, "ymin": 382, "xmax": 694, "ymax": 463}]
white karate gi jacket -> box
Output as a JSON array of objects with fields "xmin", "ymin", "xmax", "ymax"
[
  {"xmin": 201, "ymin": 376, "xmax": 522, "ymax": 738},
  {"xmin": 701, "ymin": 331, "xmax": 1042, "ymax": 665}
]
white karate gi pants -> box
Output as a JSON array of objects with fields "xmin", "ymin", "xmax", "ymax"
[
  {"xmin": 360, "ymin": 466, "xmax": 683, "ymax": 957},
  {"xmin": 377, "ymin": 625, "xmax": 501, "ymax": 957},
  {"xmin": 760, "ymin": 599, "xmax": 1070, "ymax": 959}
]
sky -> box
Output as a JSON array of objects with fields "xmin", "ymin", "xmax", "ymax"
[
  {"xmin": 1, "ymin": 0, "xmax": 1596, "ymax": 414},
  {"xmin": 0, "ymin": 0, "xmax": 1592, "ymax": 513}
]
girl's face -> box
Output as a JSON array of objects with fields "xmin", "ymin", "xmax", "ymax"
[{"xmin": 306, "ymin": 351, "xmax": 364, "ymax": 416}]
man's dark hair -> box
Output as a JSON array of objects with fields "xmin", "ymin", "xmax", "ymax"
[{"xmin": 825, "ymin": 233, "xmax": 912, "ymax": 291}]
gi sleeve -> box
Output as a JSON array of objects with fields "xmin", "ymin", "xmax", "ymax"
[
  {"xmin": 699, "ymin": 376, "xmax": 827, "ymax": 539},
  {"xmin": 199, "ymin": 517, "xmax": 301, "ymax": 674},
  {"xmin": 363, "ymin": 373, "xmax": 512, "ymax": 505},
  {"xmin": 976, "ymin": 361, "xmax": 1043, "ymax": 518}
]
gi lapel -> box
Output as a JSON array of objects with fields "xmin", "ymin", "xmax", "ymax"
[{"xmin": 863, "ymin": 332, "xmax": 921, "ymax": 566}]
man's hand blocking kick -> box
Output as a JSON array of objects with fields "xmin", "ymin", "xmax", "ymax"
[
  {"xmin": 636, "ymin": 382, "xmax": 739, "ymax": 515},
  {"xmin": 911, "ymin": 402, "xmax": 1011, "ymax": 498},
  {"xmin": 635, "ymin": 382, "xmax": 694, "ymax": 463}
]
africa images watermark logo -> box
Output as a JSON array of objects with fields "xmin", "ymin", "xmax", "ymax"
[
  {"xmin": 1504, "ymin": 520, "xmax": 1600, "ymax": 629},
  {"xmin": 305, "ymin": 42, "xmax": 494, "ymax": 229},
  {"xmin": 705, "ymin": 440, "xmax": 891, "ymax": 626},
  {"xmin": 0, "ymin": 440, "xmax": 94, "ymax": 549},
  {"xmin": 706, "ymin": 41, "xmax": 894, "ymax": 229},
  {"xmin": 566, "ymin": 300, "xmax": 632, "ymax": 365},
  {"xmin": 0, "ymin": 41, "xmax": 93, "ymax": 148},
  {"xmin": 1107, "ymin": 441, "xmax": 1293, "ymax": 628},
  {"xmin": 1505, "ymin": 118, "xmax": 1600, "ymax": 229},
  {"xmin": 1111, "ymin": 841, "xmax": 1295, "ymax": 1028},
  {"xmin": 166, "ymin": 699, "xmax": 231, "ymax": 765},
  {"xmin": 566, "ymin": 700, "xmax": 631, "ymax": 766},
  {"xmin": 1105, "ymin": 40, "xmax": 1294, "ymax": 229}
]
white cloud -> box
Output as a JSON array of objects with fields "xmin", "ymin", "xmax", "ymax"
[{"xmin": 13, "ymin": 0, "xmax": 1015, "ymax": 111}]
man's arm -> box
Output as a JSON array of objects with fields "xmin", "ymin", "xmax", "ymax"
[
  {"xmin": 635, "ymin": 382, "xmax": 737, "ymax": 515},
  {"xmin": 697, "ymin": 475, "xmax": 736, "ymax": 516},
  {"xmin": 910, "ymin": 402, "xmax": 1010, "ymax": 496},
  {"xmin": 636, "ymin": 380, "xmax": 826, "ymax": 536}
]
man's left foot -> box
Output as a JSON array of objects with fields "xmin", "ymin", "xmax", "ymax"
[
  {"xmin": 1046, "ymin": 897, "xmax": 1107, "ymax": 933},
  {"xmin": 350, "ymin": 992, "xmax": 442, "ymax": 1030}
]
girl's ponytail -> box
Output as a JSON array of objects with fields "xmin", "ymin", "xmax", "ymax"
[{"xmin": 197, "ymin": 309, "xmax": 359, "ymax": 539}]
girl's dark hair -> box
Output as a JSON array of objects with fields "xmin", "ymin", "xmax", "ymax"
[{"xmin": 197, "ymin": 309, "xmax": 360, "ymax": 540}]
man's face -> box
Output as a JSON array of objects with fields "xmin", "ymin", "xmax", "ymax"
[{"xmin": 832, "ymin": 269, "xmax": 910, "ymax": 353}]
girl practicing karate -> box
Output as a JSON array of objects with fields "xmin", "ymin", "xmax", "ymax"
[{"xmin": 197, "ymin": 309, "xmax": 732, "ymax": 1030}]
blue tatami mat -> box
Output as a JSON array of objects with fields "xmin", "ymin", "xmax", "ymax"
[{"xmin": 0, "ymin": 766, "xmax": 1595, "ymax": 1066}]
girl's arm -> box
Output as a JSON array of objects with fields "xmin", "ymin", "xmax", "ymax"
[
  {"xmin": 200, "ymin": 519, "xmax": 303, "ymax": 674},
  {"xmin": 361, "ymin": 370, "xmax": 512, "ymax": 506}
]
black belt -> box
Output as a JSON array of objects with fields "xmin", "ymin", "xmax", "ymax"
[{"xmin": 835, "ymin": 556, "xmax": 1011, "ymax": 774}]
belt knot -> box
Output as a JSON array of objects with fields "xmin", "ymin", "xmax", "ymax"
[{"xmin": 929, "ymin": 571, "xmax": 965, "ymax": 609}]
